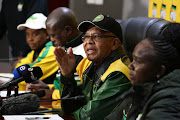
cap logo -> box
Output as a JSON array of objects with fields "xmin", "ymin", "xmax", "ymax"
[
  {"xmin": 92, "ymin": 14, "xmax": 104, "ymax": 22},
  {"xmin": 28, "ymin": 16, "xmax": 37, "ymax": 20},
  {"xmin": 25, "ymin": 16, "xmax": 37, "ymax": 24}
]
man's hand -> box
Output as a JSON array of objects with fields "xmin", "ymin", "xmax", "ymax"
[
  {"xmin": 54, "ymin": 47, "xmax": 76, "ymax": 77},
  {"xmin": 26, "ymin": 80, "xmax": 49, "ymax": 91},
  {"xmin": 26, "ymin": 80, "xmax": 54, "ymax": 99}
]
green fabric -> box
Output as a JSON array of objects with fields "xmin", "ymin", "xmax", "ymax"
[
  {"xmin": 74, "ymin": 72, "xmax": 131, "ymax": 120},
  {"xmin": 54, "ymin": 77, "xmax": 60, "ymax": 90},
  {"xmin": 54, "ymin": 74, "xmax": 82, "ymax": 97}
]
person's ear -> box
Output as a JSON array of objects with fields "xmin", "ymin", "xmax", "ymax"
[
  {"xmin": 111, "ymin": 38, "xmax": 121, "ymax": 51},
  {"xmin": 156, "ymin": 65, "xmax": 166, "ymax": 79},
  {"xmin": 64, "ymin": 25, "xmax": 72, "ymax": 35},
  {"xmin": 45, "ymin": 32, "xmax": 50, "ymax": 40}
]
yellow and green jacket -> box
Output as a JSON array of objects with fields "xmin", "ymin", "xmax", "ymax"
[
  {"xmin": 15, "ymin": 41, "xmax": 59, "ymax": 86},
  {"xmin": 60, "ymin": 47, "xmax": 132, "ymax": 120}
]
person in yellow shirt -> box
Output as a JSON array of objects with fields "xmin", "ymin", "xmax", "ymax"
[
  {"xmin": 26, "ymin": 7, "xmax": 85, "ymax": 101},
  {"xmin": 14, "ymin": 13, "xmax": 59, "ymax": 90}
]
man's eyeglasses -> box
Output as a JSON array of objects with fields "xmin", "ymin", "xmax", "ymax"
[{"xmin": 82, "ymin": 34, "xmax": 116, "ymax": 42}]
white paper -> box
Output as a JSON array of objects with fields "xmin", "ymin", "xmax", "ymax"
[
  {"xmin": 3, "ymin": 114, "xmax": 63, "ymax": 120},
  {"xmin": 0, "ymin": 73, "xmax": 14, "ymax": 78},
  {"xmin": 0, "ymin": 91, "xmax": 29, "ymax": 97},
  {"xmin": 95, "ymin": 0, "xmax": 104, "ymax": 5},
  {"xmin": 87, "ymin": 0, "xmax": 104, "ymax": 5},
  {"xmin": 0, "ymin": 73, "xmax": 13, "ymax": 83},
  {"xmin": 0, "ymin": 77, "xmax": 11, "ymax": 82},
  {"xmin": 87, "ymin": 0, "xmax": 96, "ymax": 4}
]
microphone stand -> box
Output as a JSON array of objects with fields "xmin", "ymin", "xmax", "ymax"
[
  {"xmin": 6, "ymin": 85, "xmax": 19, "ymax": 97},
  {"xmin": 6, "ymin": 87, "xmax": 11, "ymax": 97},
  {"xmin": 13, "ymin": 84, "xmax": 19, "ymax": 96}
]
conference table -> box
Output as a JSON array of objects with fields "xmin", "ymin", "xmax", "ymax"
[
  {"xmin": 40, "ymin": 100, "xmax": 75, "ymax": 120},
  {"xmin": 0, "ymin": 73, "xmax": 75, "ymax": 120},
  {"xmin": 0, "ymin": 91, "xmax": 75, "ymax": 120}
]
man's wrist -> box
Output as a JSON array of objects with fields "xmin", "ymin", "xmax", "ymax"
[
  {"xmin": 60, "ymin": 73, "xmax": 76, "ymax": 86},
  {"xmin": 61, "ymin": 72, "xmax": 73, "ymax": 78}
]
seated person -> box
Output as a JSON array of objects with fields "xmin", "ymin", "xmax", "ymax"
[
  {"xmin": 14, "ymin": 13, "xmax": 59, "ymax": 90},
  {"xmin": 54, "ymin": 14, "xmax": 131, "ymax": 120},
  {"xmin": 105, "ymin": 23, "xmax": 180, "ymax": 120},
  {"xmin": 26, "ymin": 7, "xmax": 86, "ymax": 101}
]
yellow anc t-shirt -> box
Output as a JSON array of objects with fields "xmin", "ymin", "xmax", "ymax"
[{"xmin": 15, "ymin": 41, "xmax": 59, "ymax": 90}]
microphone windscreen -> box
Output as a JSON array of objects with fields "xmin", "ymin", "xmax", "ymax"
[
  {"xmin": 1, "ymin": 94, "xmax": 40, "ymax": 115},
  {"xmin": 22, "ymin": 67, "xmax": 43, "ymax": 83}
]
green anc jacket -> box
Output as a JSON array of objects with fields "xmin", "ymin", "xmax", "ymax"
[
  {"xmin": 60, "ymin": 47, "xmax": 132, "ymax": 120},
  {"xmin": 105, "ymin": 69, "xmax": 180, "ymax": 120},
  {"xmin": 15, "ymin": 41, "xmax": 59, "ymax": 83}
]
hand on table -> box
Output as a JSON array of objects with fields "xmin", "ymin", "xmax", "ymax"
[{"xmin": 26, "ymin": 80, "xmax": 49, "ymax": 91}]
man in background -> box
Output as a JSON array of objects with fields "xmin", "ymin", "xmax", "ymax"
[
  {"xmin": 15, "ymin": 13, "xmax": 59, "ymax": 90},
  {"xmin": 26, "ymin": 7, "xmax": 85, "ymax": 101}
]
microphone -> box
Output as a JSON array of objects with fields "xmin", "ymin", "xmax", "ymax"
[
  {"xmin": 12, "ymin": 64, "xmax": 30, "ymax": 79},
  {"xmin": 0, "ymin": 66, "xmax": 43, "ymax": 90},
  {"xmin": 0, "ymin": 94, "xmax": 40, "ymax": 115},
  {"xmin": 21, "ymin": 66, "xmax": 43, "ymax": 83}
]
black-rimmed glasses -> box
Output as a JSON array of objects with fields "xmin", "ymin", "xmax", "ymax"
[{"xmin": 82, "ymin": 34, "xmax": 116, "ymax": 42}]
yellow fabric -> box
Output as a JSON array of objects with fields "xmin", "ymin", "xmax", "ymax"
[
  {"xmin": 76, "ymin": 57, "xmax": 130, "ymax": 83},
  {"xmin": 15, "ymin": 42, "xmax": 59, "ymax": 90},
  {"xmin": 101, "ymin": 58, "xmax": 130, "ymax": 82},
  {"xmin": 76, "ymin": 57, "xmax": 92, "ymax": 82},
  {"xmin": 18, "ymin": 81, "xmax": 26, "ymax": 91},
  {"xmin": 48, "ymin": 84, "xmax": 55, "ymax": 90},
  {"xmin": 16, "ymin": 46, "xmax": 59, "ymax": 81},
  {"xmin": 52, "ymin": 89, "xmax": 61, "ymax": 109}
]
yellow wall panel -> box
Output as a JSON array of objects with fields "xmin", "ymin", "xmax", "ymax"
[
  {"xmin": 149, "ymin": 0, "xmax": 162, "ymax": 18},
  {"xmin": 170, "ymin": 0, "xmax": 180, "ymax": 22},
  {"xmin": 160, "ymin": 0, "xmax": 172, "ymax": 21}
]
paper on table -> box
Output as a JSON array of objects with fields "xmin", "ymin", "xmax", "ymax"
[
  {"xmin": 0, "ymin": 73, "xmax": 13, "ymax": 84},
  {"xmin": 0, "ymin": 73, "xmax": 14, "ymax": 78},
  {"xmin": 3, "ymin": 114, "xmax": 63, "ymax": 120},
  {"xmin": 0, "ymin": 91, "xmax": 29, "ymax": 98}
]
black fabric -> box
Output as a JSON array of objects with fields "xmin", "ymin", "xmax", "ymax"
[
  {"xmin": 78, "ymin": 14, "xmax": 123, "ymax": 43},
  {"xmin": 60, "ymin": 54, "xmax": 85, "ymax": 114},
  {"xmin": 120, "ymin": 17, "xmax": 171, "ymax": 61},
  {"xmin": 0, "ymin": 0, "xmax": 48, "ymax": 57},
  {"xmin": 105, "ymin": 69, "xmax": 180, "ymax": 120},
  {"xmin": 65, "ymin": 33, "xmax": 83, "ymax": 48}
]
